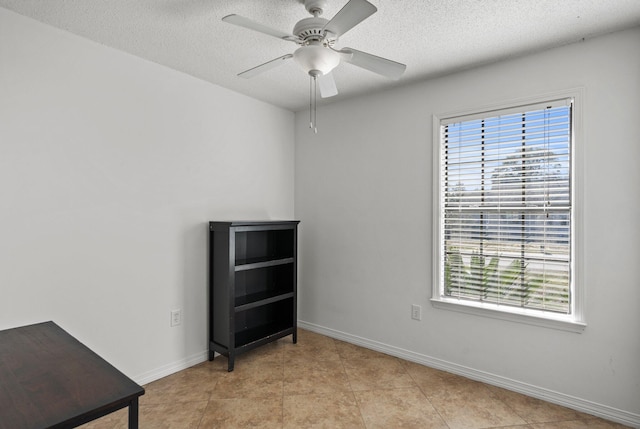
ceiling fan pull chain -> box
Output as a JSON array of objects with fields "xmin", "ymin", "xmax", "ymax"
[
  {"xmin": 309, "ymin": 74, "xmax": 318, "ymax": 133},
  {"xmin": 313, "ymin": 75, "xmax": 318, "ymax": 133},
  {"xmin": 309, "ymin": 75, "xmax": 312, "ymax": 129}
]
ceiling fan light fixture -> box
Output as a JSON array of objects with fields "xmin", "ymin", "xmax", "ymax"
[{"xmin": 293, "ymin": 44, "xmax": 341, "ymax": 76}]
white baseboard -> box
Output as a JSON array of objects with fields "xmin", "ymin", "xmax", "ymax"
[
  {"xmin": 133, "ymin": 350, "xmax": 209, "ymax": 386},
  {"xmin": 298, "ymin": 320, "xmax": 640, "ymax": 428}
]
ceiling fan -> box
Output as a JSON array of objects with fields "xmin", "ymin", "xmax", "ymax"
[{"xmin": 222, "ymin": 0, "xmax": 407, "ymax": 131}]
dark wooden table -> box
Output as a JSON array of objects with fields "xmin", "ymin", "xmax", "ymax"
[{"xmin": 0, "ymin": 321, "xmax": 145, "ymax": 429}]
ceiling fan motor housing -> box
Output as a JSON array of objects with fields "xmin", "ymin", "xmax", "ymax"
[{"xmin": 293, "ymin": 17, "xmax": 337, "ymax": 46}]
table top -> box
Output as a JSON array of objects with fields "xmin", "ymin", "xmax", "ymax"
[{"xmin": 0, "ymin": 321, "xmax": 144, "ymax": 429}]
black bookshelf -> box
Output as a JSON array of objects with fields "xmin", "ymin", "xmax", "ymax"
[{"xmin": 208, "ymin": 220, "xmax": 299, "ymax": 371}]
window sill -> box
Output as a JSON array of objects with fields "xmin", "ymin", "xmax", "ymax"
[{"xmin": 430, "ymin": 297, "xmax": 586, "ymax": 333}]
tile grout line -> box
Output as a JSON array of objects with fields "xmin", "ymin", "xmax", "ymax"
[
  {"xmin": 487, "ymin": 384, "xmax": 532, "ymax": 428},
  {"xmin": 334, "ymin": 338, "xmax": 371, "ymax": 429},
  {"xmin": 199, "ymin": 370, "xmax": 221, "ymax": 429},
  {"xmin": 281, "ymin": 339, "xmax": 285, "ymax": 429},
  {"xmin": 195, "ymin": 396, "xmax": 210, "ymax": 429},
  {"xmin": 403, "ymin": 362, "xmax": 453, "ymax": 429}
]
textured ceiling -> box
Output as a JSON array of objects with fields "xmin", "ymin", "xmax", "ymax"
[{"xmin": 2, "ymin": 0, "xmax": 640, "ymax": 111}]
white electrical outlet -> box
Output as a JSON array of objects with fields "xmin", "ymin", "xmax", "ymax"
[
  {"xmin": 411, "ymin": 304, "xmax": 422, "ymax": 321},
  {"xmin": 170, "ymin": 309, "xmax": 182, "ymax": 327}
]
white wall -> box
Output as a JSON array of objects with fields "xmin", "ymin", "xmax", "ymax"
[
  {"xmin": 295, "ymin": 27, "xmax": 640, "ymax": 424},
  {"xmin": 0, "ymin": 8, "xmax": 294, "ymax": 381}
]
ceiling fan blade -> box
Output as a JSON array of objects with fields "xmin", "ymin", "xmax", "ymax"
[
  {"xmin": 340, "ymin": 48, "xmax": 406, "ymax": 80},
  {"xmin": 238, "ymin": 54, "xmax": 294, "ymax": 79},
  {"xmin": 318, "ymin": 73, "xmax": 338, "ymax": 98},
  {"xmin": 323, "ymin": 0, "xmax": 377, "ymax": 37},
  {"xmin": 222, "ymin": 14, "xmax": 298, "ymax": 42}
]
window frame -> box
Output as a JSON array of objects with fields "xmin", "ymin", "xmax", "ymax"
[{"xmin": 431, "ymin": 89, "xmax": 586, "ymax": 333}]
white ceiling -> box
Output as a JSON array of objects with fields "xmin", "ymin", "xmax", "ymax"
[{"xmin": 2, "ymin": 0, "xmax": 640, "ymax": 111}]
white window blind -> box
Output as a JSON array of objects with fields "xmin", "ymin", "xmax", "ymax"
[{"xmin": 438, "ymin": 98, "xmax": 573, "ymax": 314}]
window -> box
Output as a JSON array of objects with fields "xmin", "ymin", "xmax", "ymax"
[{"xmin": 432, "ymin": 92, "xmax": 585, "ymax": 331}]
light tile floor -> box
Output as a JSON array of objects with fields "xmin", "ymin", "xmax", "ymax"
[{"xmin": 82, "ymin": 329, "xmax": 630, "ymax": 429}]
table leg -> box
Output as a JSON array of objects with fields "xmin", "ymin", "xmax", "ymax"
[{"xmin": 128, "ymin": 397, "xmax": 139, "ymax": 428}]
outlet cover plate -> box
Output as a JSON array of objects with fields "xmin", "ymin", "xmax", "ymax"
[
  {"xmin": 170, "ymin": 309, "xmax": 182, "ymax": 327},
  {"xmin": 411, "ymin": 304, "xmax": 421, "ymax": 321}
]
